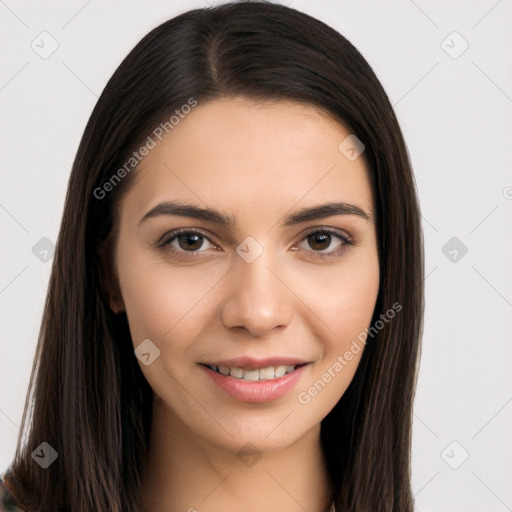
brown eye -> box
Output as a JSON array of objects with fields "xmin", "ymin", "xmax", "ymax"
[
  {"xmin": 176, "ymin": 232, "xmax": 204, "ymax": 251},
  {"xmin": 296, "ymin": 228, "xmax": 353, "ymax": 259},
  {"xmin": 307, "ymin": 232, "xmax": 332, "ymax": 251},
  {"xmin": 157, "ymin": 229, "xmax": 218, "ymax": 259}
]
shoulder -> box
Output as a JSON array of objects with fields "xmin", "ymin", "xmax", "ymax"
[{"xmin": 0, "ymin": 476, "xmax": 25, "ymax": 512}]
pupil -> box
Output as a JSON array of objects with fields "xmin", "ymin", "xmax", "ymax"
[
  {"xmin": 179, "ymin": 233, "xmax": 202, "ymax": 251},
  {"xmin": 310, "ymin": 233, "xmax": 330, "ymax": 250}
]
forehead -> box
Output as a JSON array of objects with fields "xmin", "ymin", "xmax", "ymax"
[{"xmin": 120, "ymin": 97, "xmax": 374, "ymax": 226}]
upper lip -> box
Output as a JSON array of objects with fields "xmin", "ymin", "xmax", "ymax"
[{"xmin": 200, "ymin": 355, "xmax": 309, "ymax": 370}]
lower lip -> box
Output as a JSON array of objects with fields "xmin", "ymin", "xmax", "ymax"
[{"xmin": 200, "ymin": 364, "xmax": 309, "ymax": 403}]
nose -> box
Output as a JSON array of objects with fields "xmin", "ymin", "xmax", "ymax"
[{"xmin": 220, "ymin": 248, "xmax": 294, "ymax": 337}]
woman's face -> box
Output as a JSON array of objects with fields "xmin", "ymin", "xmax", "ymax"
[{"xmin": 111, "ymin": 97, "xmax": 379, "ymax": 453}]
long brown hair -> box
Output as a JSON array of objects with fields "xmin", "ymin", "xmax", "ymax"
[{"xmin": 3, "ymin": 1, "xmax": 424, "ymax": 510}]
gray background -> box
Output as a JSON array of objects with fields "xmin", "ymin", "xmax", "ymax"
[{"xmin": 1, "ymin": 1, "xmax": 511, "ymax": 510}]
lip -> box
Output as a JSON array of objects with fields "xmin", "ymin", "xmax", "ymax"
[
  {"xmin": 199, "ymin": 362, "xmax": 310, "ymax": 403},
  {"xmin": 202, "ymin": 355, "xmax": 309, "ymax": 370}
]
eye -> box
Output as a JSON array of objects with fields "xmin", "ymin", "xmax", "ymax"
[
  {"xmin": 294, "ymin": 228, "xmax": 353, "ymax": 259},
  {"xmin": 156, "ymin": 227, "xmax": 353, "ymax": 260},
  {"xmin": 156, "ymin": 229, "xmax": 218, "ymax": 259}
]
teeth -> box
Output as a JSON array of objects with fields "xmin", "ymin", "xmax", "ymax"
[
  {"xmin": 243, "ymin": 369, "xmax": 260, "ymax": 381},
  {"xmin": 259, "ymin": 366, "xmax": 275, "ymax": 380},
  {"xmin": 230, "ymin": 367, "xmax": 243, "ymax": 378},
  {"xmin": 206, "ymin": 363, "xmax": 299, "ymax": 381},
  {"xmin": 218, "ymin": 365, "xmax": 230, "ymax": 376},
  {"xmin": 275, "ymin": 365, "xmax": 286, "ymax": 378}
]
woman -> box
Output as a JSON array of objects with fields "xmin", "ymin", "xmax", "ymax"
[{"xmin": 1, "ymin": 1, "xmax": 424, "ymax": 510}]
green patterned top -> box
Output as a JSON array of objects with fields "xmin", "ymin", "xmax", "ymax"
[{"xmin": 0, "ymin": 477, "xmax": 24, "ymax": 512}]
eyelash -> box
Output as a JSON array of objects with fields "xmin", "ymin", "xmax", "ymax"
[{"xmin": 155, "ymin": 227, "xmax": 353, "ymax": 261}]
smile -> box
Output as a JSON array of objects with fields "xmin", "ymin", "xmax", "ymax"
[
  {"xmin": 199, "ymin": 362, "xmax": 310, "ymax": 403},
  {"xmin": 202, "ymin": 363, "xmax": 305, "ymax": 381}
]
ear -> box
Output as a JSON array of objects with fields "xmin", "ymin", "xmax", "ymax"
[
  {"xmin": 97, "ymin": 237, "xmax": 125, "ymax": 315},
  {"xmin": 107, "ymin": 275, "xmax": 125, "ymax": 315}
]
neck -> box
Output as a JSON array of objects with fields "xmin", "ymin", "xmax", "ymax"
[{"xmin": 140, "ymin": 396, "xmax": 334, "ymax": 512}]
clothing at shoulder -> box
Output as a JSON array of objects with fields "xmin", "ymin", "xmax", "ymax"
[
  {"xmin": 0, "ymin": 477, "xmax": 25, "ymax": 512},
  {"xmin": 1, "ymin": 474, "xmax": 335, "ymax": 512}
]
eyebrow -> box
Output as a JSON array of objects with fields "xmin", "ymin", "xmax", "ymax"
[{"xmin": 139, "ymin": 200, "xmax": 373, "ymax": 228}]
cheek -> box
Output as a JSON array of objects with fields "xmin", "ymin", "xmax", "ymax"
[
  {"xmin": 118, "ymin": 241, "xmax": 379, "ymax": 353},
  {"xmin": 334, "ymin": 258, "xmax": 380, "ymax": 340},
  {"xmin": 116, "ymin": 248, "xmax": 222, "ymax": 354},
  {"xmin": 298, "ymin": 248, "xmax": 380, "ymax": 344},
  {"xmin": 296, "ymin": 249, "xmax": 379, "ymax": 399},
  {"xmin": 116, "ymin": 253, "xmax": 217, "ymax": 406}
]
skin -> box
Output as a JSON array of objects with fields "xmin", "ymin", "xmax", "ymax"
[{"xmin": 107, "ymin": 97, "xmax": 380, "ymax": 512}]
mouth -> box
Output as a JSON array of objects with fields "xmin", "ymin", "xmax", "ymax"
[
  {"xmin": 198, "ymin": 360, "xmax": 311, "ymax": 403},
  {"xmin": 199, "ymin": 362, "xmax": 308, "ymax": 382}
]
